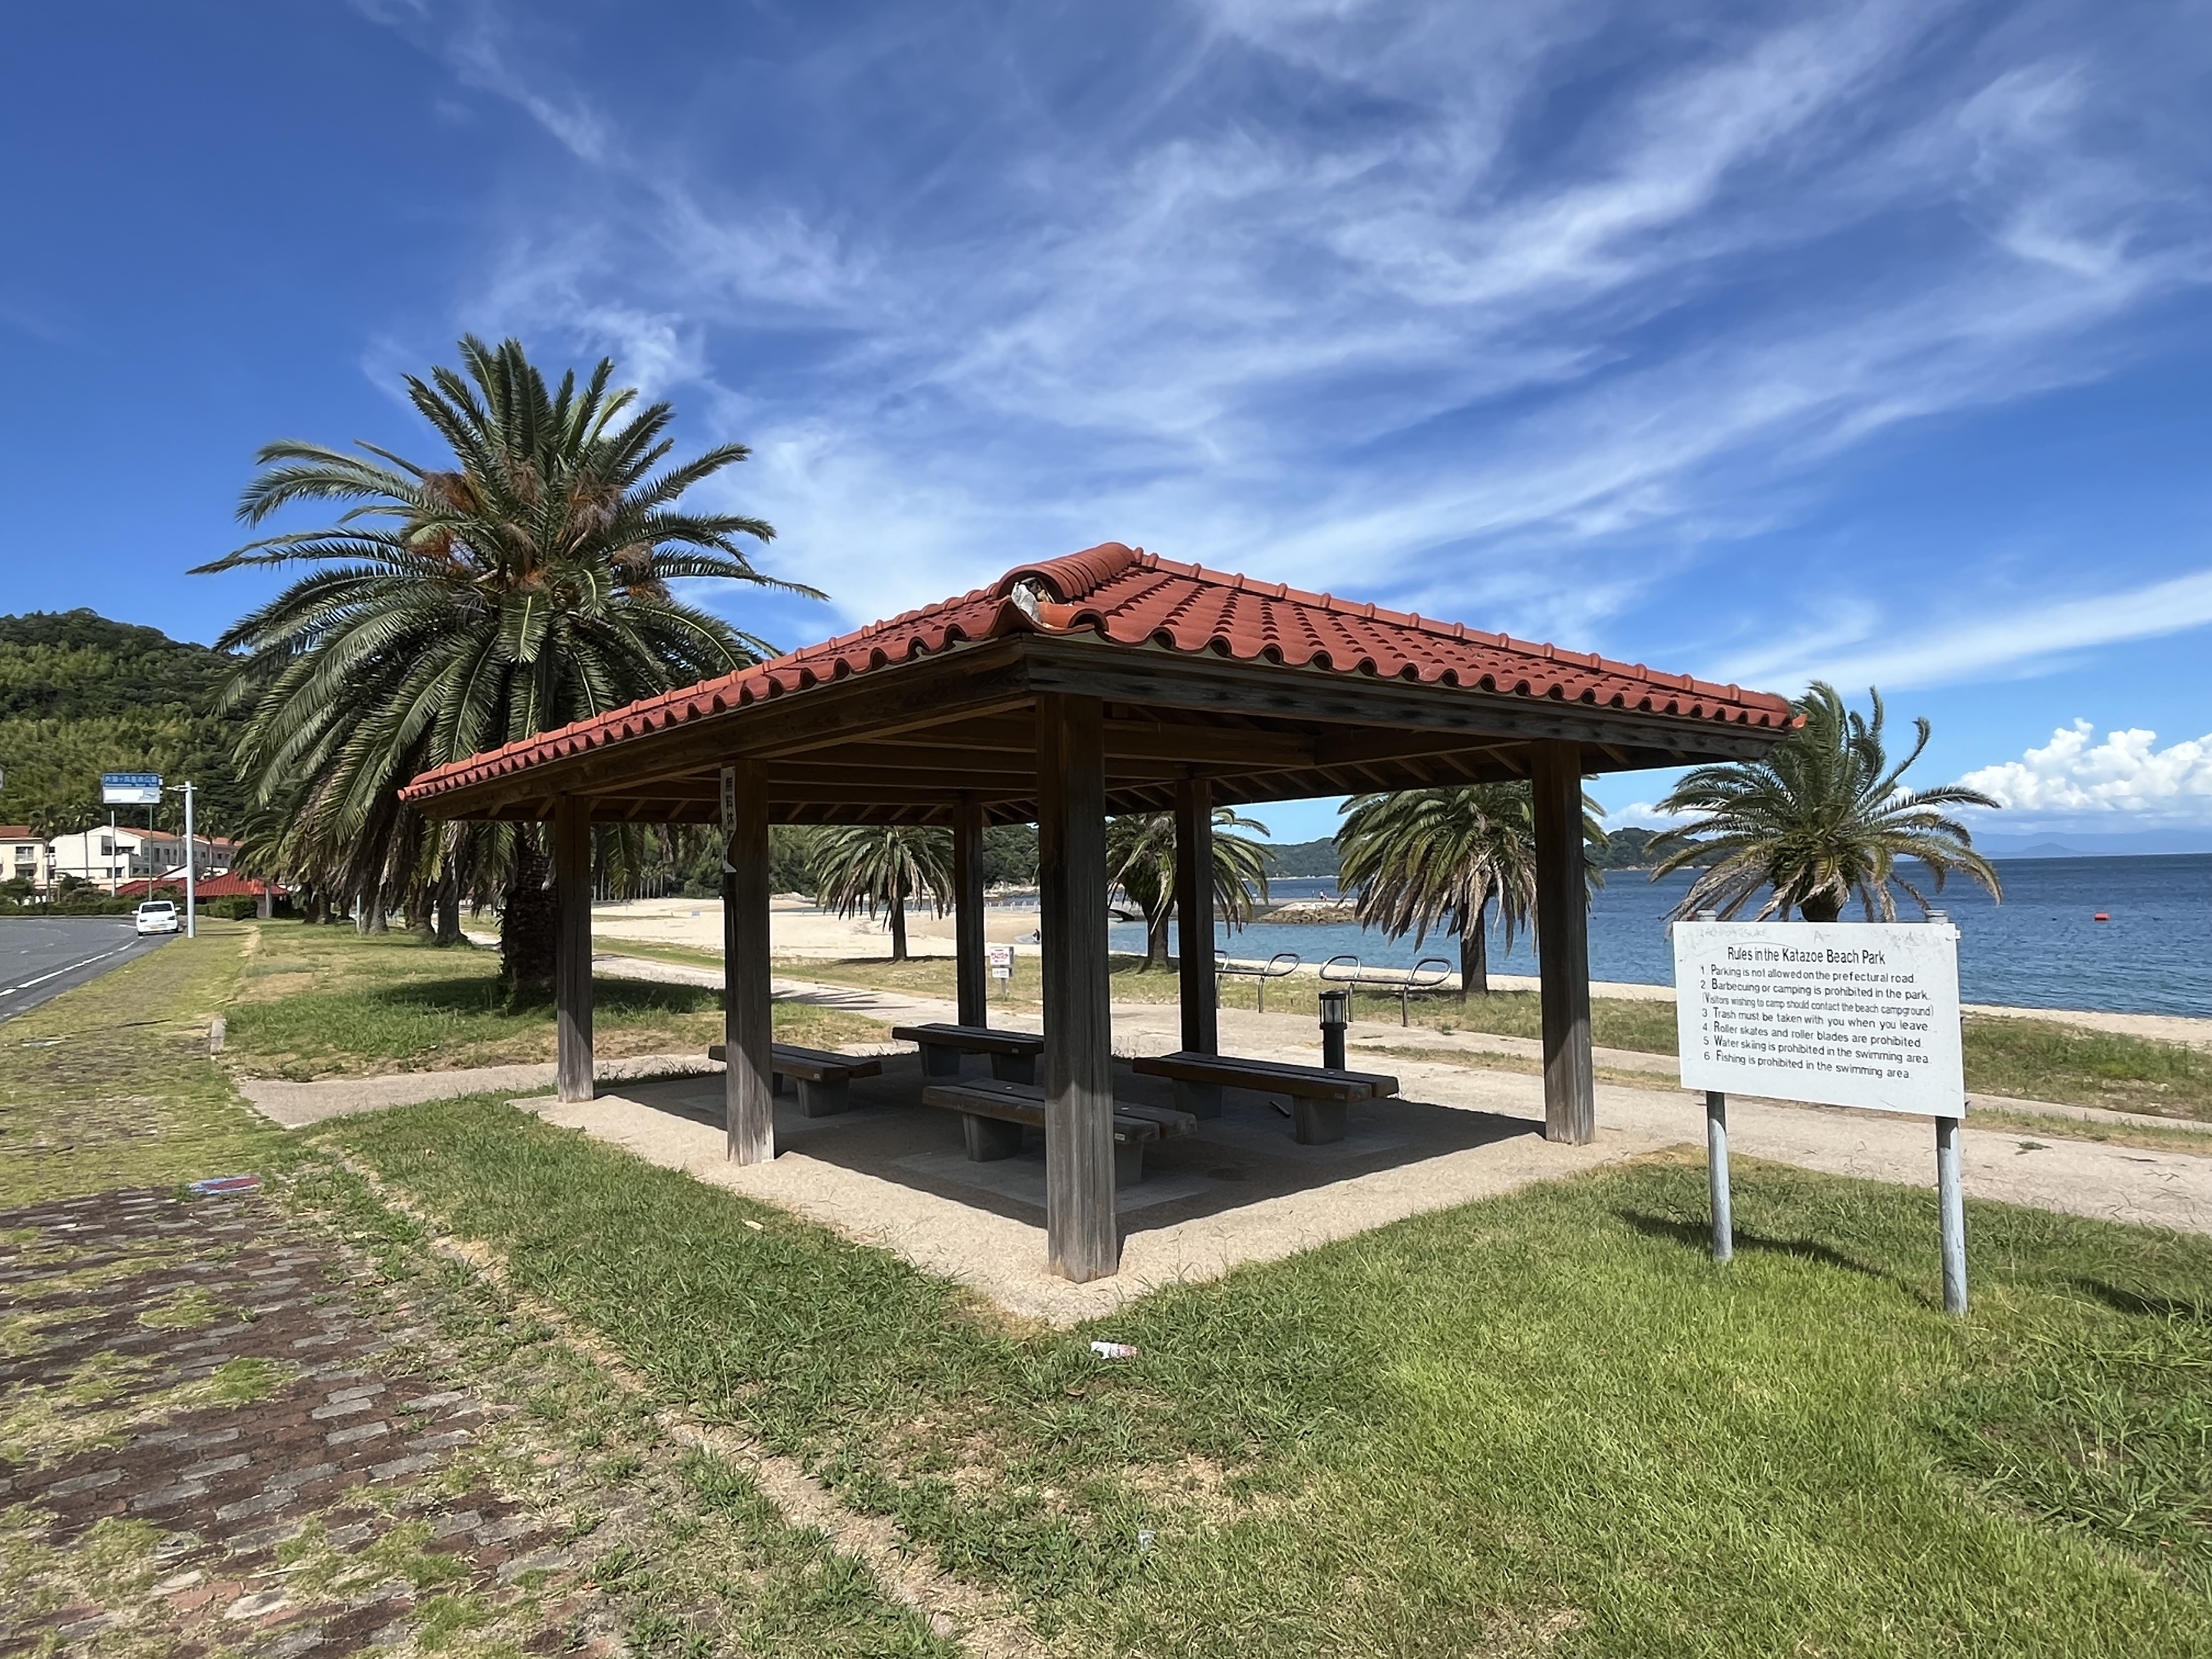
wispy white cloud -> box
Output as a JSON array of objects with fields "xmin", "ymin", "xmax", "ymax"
[
  {"xmin": 1725, "ymin": 565, "xmax": 2212, "ymax": 692},
  {"xmin": 359, "ymin": 0, "xmax": 2212, "ymax": 670}
]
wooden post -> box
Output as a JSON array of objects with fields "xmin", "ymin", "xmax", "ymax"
[
  {"xmin": 554, "ymin": 794, "xmax": 594, "ymax": 1104},
  {"xmin": 1173, "ymin": 775, "xmax": 1218, "ymax": 1056},
  {"xmin": 954, "ymin": 798, "xmax": 988, "ymax": 1029},
  {"xmin": 721, "ymin": 763, "xmax": 774, "ymax": 1164},
  {"xmin": 1532, "ymin": 741, "xmax": 1595, "ymax": 1144},
  {"xmin": 1037, "ymin": 693, "xmax": 1117, "ymax": 1282}
]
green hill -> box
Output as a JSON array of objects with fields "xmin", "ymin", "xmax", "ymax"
[{"xmin": 0, "ymin": 611, "xmax": 246, "ymax": 838}]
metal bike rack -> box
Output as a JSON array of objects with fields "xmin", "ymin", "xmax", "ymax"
[
  {"xmin": 1319, "ymin": 954, "xmax": 1454, "ymax": 1026},
  {"xmin": 1215, "ymin": 951, "xmax": 1302, "ymax": 1012}
]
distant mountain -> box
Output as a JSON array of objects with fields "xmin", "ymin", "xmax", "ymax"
[
  {"xmin": 0, "ymin": 611, "xmax": 246, "ymax": 839},
  {"xmin": 1262, "ymin": 836, "xmax": 1339, "ymax": 878},
  {"xmin": 1974, "ymin": 828, "xmax": 2212, "ymax": 859}
]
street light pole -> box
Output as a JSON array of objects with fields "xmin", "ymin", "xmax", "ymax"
[{"xmin": 182, "ymin": 782, "xmax": 196, "ymax": 938}]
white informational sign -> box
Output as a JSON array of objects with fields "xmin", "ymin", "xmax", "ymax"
[
  {"xmin": 1674, "ymin": 920, "xmax": 1965, "ymax": 1117},
  {"xmin": 988, "ymin": 943, "xmax": 1014, "ymax": 980},
  {"xmin": 101, "ymin": 771, "xmax": 162, "ymax": 806}
]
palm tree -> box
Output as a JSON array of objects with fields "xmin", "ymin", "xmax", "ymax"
[
  {"xmin": 1335, "ymin": 783, "xmax": 1606, "ymax": 996},
  {"xmin": 195, "ymin": 335, "xmax": 814, "ymax": 988},
  {"xmin": 1106, "ymin": 808, "xmax": 1272, "ymax": 969},
  {"xmin": 809, "ymin": 826, "xmax": 955, "ymax": 962},
  {"xmin": 1649, "ymin": 682, "xmax": 2001, "ymax": 921}
]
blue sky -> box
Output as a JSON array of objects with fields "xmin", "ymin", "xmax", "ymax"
[{"xmin": 3, "ymin": 1, "xmax": 2209, "ymax": 848}]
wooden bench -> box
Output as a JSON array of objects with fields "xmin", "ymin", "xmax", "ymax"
[
  {"xmin": 890, "ymin": 1022, "xmax": 1045, "ymax": 1085},
  {"xmin": 918, "ymin": 1078, "xmax": 1196, "ymax": 1186},
  {"xmin": 1130, "ymin": 1051, "xmax": 1400, "ymax": 1145},
  {"xmin": 708, "ymin": 1042, "xmax": 884, "ymax": 1118}
]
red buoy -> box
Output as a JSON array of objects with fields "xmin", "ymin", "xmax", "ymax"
[{"xmin": 2093, "ymin": 912, "xmax": 2110, "ymax": 922}]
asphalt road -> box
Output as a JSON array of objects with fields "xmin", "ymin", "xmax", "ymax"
[{"xmin": 0, "ymin": 917, "xmax": 165, "ymax": 1024}]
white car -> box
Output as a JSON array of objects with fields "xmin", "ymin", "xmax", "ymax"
[{"xmin": 133, "ymin": 900, "xmax": 180, "ymax": 935}]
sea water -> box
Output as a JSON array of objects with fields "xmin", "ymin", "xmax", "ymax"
[{"xmin": 1112, "ymin": 854, "xmax": 2212, "ymax": 1018}]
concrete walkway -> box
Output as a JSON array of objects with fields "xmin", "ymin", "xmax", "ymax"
[{"xmin": 237, "ymin": 1052, "xmax": 719, "ymax": 1128}]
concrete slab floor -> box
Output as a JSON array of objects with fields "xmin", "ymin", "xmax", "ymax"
[{"xmin": 528, "ymin": 1052, "xmax": 1654, "ymax": 1326}]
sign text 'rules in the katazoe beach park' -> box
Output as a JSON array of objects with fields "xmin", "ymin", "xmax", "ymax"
[{"xmin": 1673, "ymin": 920, "xmax": 1965, "ymax": 1117}]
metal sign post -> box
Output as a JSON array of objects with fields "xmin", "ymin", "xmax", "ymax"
[
  {"xmin": 1675, "ymin": 916, "xmax": 1968, "ymax": 1314},
  {"xmin": 1936, "ymin": 1115, "xmax": 1967, "ymax": 1314},
  {"xmin": 1706, "ymin": 1090, "xmax": 1733, "ymax": 1263},
  {"xmin": 100, "ymin": 774, "xmax": 162, "ymax": 900}
]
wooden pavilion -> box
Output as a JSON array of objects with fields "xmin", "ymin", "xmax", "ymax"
[{"xmin": 400, "ymin": 543, "xmax": 1794, "ymax": 1282}]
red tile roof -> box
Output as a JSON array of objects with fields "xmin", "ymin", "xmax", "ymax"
[
  {"xmin": 403, "ymin": 543, "xmax": 1795, "ymax": 803},
  {"xmin": 118, "ymin": 873, "xmax": 281, "ymax": 899}
]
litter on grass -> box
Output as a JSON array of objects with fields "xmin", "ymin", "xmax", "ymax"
[
  {"xmin": 1090, "ymin": 1340, "xmax": 1138, "ymax": 1359},
  {"xmin": 188, "ymin": 1175, "xmax": 262, "ymax": 1195}
]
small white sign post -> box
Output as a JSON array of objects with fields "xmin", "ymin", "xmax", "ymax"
[
  {"xmin": 988, "ymin": 941, "xmax": 1014, "ymax": 995},
  {"xmin": 1674, "ymin": 917, "xmax": 1969, "ymax": 1314}
]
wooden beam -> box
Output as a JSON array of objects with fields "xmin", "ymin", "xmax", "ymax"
[
  {"xmin": 1021, "ymin": 640, "xmax": 1784, "ymax": 762},
  {"xmin": 417, "ymin": 646, "xmax": 1035, "ymax": 816},
  {"xmin": 1532, "ymin": 742, "xmax": 1594, "ymax": 1144},
  {"xmin": 721, "ymin": 762, "xmax": 775, "ymax": 1165},
  {"xmin": 954, "ymin": 797, "xmax": 988, "ymax": 1028},
  {"xmin": 1174, "ymin": 775, "xmax": 1217, "ymax": 1056},
  {"xmin": 1037, "ymin": 692, "xmax": 1117, "ymax": 1282},
  {"xmin": 554, "ymin": 794, "xmax": 594, "ymax": 1104}
]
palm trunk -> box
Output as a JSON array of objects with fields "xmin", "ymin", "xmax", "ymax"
[
  {"xmin": 889, "ymin": 880, "xmax": 909, "ymax": 962},
  {"xmin": 1459, "ymin": 913, "xmax": 1489, "ymax": 997},
  {"xmin": 1147, "ymin": 910, "xmax": 1170, "ymax": 969},
  {"xmin": 435, "ymin": 866, "xmax": 461, "ymax": 946},
  {"xmin": 502, "ymin": 830, "xmax": 558, "ymax": 992}
]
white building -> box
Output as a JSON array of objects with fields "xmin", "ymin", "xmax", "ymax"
[
  {"xmin": 40, "ymin": 828, "xmax": 236, "ymax": 891},
  {"xmin": 46, "ymin": 827, "xmax": 178, "ymax": 888},
  {"xmin": 2, "ymin": 827, "xmax": 53, "ymax": 889}
]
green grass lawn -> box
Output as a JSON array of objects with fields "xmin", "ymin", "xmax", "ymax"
[
  {"xmin": 0, "ymin": 926, "xmax": 951, "ymax": 1654},
  {"xmin": 0, "ymin": 922, "xmax": 306, "ymax": 1207},
  {"xmin": 14, "ymin": 922, "xmax": 2212, "ymax": 1653},
  {"xmin": 322, "ymin": 1094, "xmax": 2212, "ymax": 1656},
  {"xmin": 224, "ymin": 921, "xmax": 888, "ymax": 1079}
]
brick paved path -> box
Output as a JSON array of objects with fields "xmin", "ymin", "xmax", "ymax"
[{"xmin": 0, "ymin": 1187, "xmax": 604, "ymax": 1657}]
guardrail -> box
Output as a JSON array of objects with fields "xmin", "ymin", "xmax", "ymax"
[
  {"xmin": 1319, "ymin": 954, "xmax": 1454, "ymax": 1026},
  {"xmin": 1214, "ymin": 951, "xmax": 1301, "ymax": 1012}
]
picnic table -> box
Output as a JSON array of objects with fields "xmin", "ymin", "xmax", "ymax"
[
  {"xmin": 708, "ymin": 1042, "xmax": 884, "ymax": 1117},
  {"xmin": 1130, "ymin": 1051, "xmax": 1398, "ymax": 1144},
  {"xmin": 891, "ymin": 1022, "xmax": 1044, "ymax": 1084},
  {"xmin": 918, "ymin": 1077, "xmax": 1196, "ymax": 1185}
]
